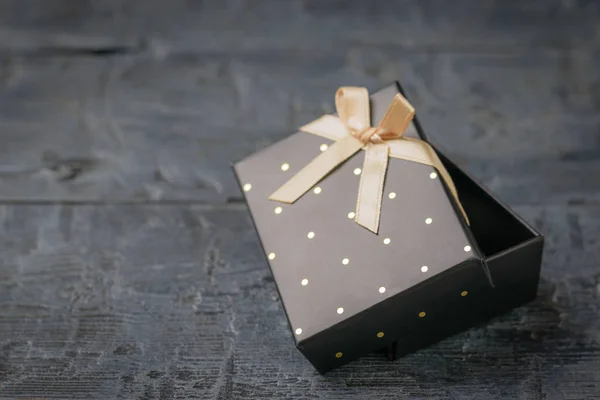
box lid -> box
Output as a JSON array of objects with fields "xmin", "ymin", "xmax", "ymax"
[{"xmin": 234, "ymin": 83, "xmax": 482, "ymax": 343}]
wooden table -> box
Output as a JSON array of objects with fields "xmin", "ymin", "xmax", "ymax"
[{"xmin": 0, "ymin": 1, "xmax": 598, "ymax": 398}]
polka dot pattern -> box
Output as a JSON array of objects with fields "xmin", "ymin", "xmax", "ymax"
[{"xmin": 235, "ymin": 120, "xmax": 480, "ymax": 360}]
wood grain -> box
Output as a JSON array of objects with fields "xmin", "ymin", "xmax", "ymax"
[
  {"xmin": 0, "ymin": 205, "xmax": 597, "ymax": 399},
  {"xmin": 0, "ymin": 51, "xmax": 598, "ymax": 205},
  {"xmin": 0, "ymin": 0, "xmax": 598, "ymax": 53},
  {"xmin": 0, "ymin": 0, "xmax": 599, "ymax": 398}
]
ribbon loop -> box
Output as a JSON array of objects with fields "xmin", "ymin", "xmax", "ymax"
[
  {"xmin": 269, "ymin": 86, "xmax": 468, "ymax": 233},
  {"xmin": 336, "ymin": 87, "xmax": 370, "ymax": 130}
]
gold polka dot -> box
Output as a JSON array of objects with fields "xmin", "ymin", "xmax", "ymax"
[
  {"xmin": 320, "ymin": 144, "xmax": 329, "ymax": 152},
  {"xmin": 313, "ymin": 186, "xmax": 322, "ymax": 194},
  {"xmin": 383, "ymin": 238, "xmax": 391, "ymax": 245},
  {"xmin": 378, "ymin": 286, "xmax": 386, "ymax": 294},
  {"xmin": 337, "ymin": 307, "xmax": 344, "ymax": 314},
  {"xmin": 268, "ymin": 253, "xmax": 276, "ymax": 260},
  {"xmin": 335, "ymin": 352, "xmax": 343, "ymax": 358},
  {"xmin": 353, "ymin": 168, "xmax": 362, "ymax": 175},
  {"xmin": 243, "ymin": 183, "xmax": 252, "ymax": 192},
  {"xmin": 430, "ymin": 172, "xmax": 438, "ymax": 179},
  {"xmin": 301, "ymin": 279, "xmax": 308, "ymax": 286},
  {"xmin": 307, "ymin": 231, "xmax": 315, "ymax": 239},
  {"xmin": 348, "ymin": 212, "xmax": 355, "ymax": 219},
  {"xmin": 281, "ymin": 163, "xmax": 290, "ymax": 171},
  {"xmin": 342, "ymin": 258, "xmax": 349, "ymax": 265},
  {"xmin": 295, "ymin": 328, "xmax": 302, "ymax": 335},
  {"xmin": 425, "ymin": 218, "xmax": 432, "ymax": 224},
  {"xmin": 274, "ymin": 207, "xmax": 282, "ymax": 214},
  {"xmin": 421, "ymin": 266, "xmax": 428, "ymax": 273},
  {"xmin": 461, "ymin": 291, "xmax": 468, "ymax": 297},
  {"xmin": 388, "ymin": 192, "xmax": 396, "ymax": 199},
  {"xmin": 377, "ymin": 332, "xmax": 384, "ymax": 338},
  {"xmin": 419, "ymin": 311, "xmax": 426, "ymax": 318},
  {"xmin": 464, "ymin": 245, "xmax": 472, "ymax": 252}
]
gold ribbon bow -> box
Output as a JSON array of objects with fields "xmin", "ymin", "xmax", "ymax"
[{"xmin": 269, "ymin": 87, "xmax": 468, "ymax": 233}]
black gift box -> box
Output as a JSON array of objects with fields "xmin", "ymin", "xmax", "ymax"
[
  {"xmin": 384, "ymin": 150, "xmax": 544, "ymax": 361},
  {"xmin": 381, "ymin": 82, "xmax": 544, "ymax": 362},
  {"xmin": 233, "ymin": 82, "xmax": 543, "ymax": 373}
]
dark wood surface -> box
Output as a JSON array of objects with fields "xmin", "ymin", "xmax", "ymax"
[{"xmin": 0, "ymin": 1, "xmax": 598, "ymax": 399}]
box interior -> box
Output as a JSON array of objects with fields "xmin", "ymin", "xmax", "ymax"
[
  {"xmin": 396, "ymin": 80, "xmax": 539, "ymax": 259},
  {"xmin": 439, "ymin": 153, "xmax": 539, "ymax": 258}
]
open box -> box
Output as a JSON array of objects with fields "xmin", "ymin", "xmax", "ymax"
[
  {"xmin": 234, "ymin": 81, "xmax": 544, "ymax": 372},
  {"xmin": 383, "ymin": 83, "xmax": 544, "ymax": 360}
]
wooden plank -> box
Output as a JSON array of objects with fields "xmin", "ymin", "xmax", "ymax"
[
  {"xmin": 0, "ymin": 0, "xmax": 598, "ymax": 53},
  {"xmin": 0, "ymin": 51, "xmax": 598, "ymax": 205},
  {"xmin": 0, "ymin": 1, "xmax": 597, "ymax": 398},
  {"xmin": 452, "ymin": 158, "xmax": 600, "ymax": 207},
  {"xmin": 0, "ymin": 204, "xmax": 597, "ymax": 398}
]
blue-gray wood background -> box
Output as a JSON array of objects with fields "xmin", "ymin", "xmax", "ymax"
[{"xmin": 0, "ymin": 1, "xmax": 598, "ymax": 399}]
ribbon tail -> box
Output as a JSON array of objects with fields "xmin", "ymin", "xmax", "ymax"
[
  {"xmin": 355, "ymin": 143, "xmax": 389, "ymax": 233},
  {"xmin": 269, "ymin": 135, "xmax": 364, "ymax": 203},
  {"xmin": 414, "ymin": 141, "xmax": 470, "ymax": 225},
  {"xmin": 433, "ymin": 154, "xmax": 470, "ymax": 226},
  {"xmin": 387, "ymin": 137, "xmax": 469, "ymax": 225}
]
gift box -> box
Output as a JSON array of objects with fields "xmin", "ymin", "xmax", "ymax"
[
  {"xmin": 384, "ymin": 149, "xmax": 544, "ymax": 361},
  {"xmin": 233, "ymin": 82, "xmax": 543, "ymax": 373}
]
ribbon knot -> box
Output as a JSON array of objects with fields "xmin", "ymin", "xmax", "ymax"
[
  {"xmin": 268, "ymin": 86, "xmax": 468, "ymax": 233},
  {"xmin": 352, "ymin": 126, "xmax": 391, "ymax": 144}
]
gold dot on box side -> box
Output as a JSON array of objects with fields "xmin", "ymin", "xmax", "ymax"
[
  {"xmin": 421, "ymin": 266, "xmax": 428, "ymax": 273},
  {"xmin": 337, "ymin": 307, "xmax": 344, "ymax": 314},
  {"xmin": 274, "ymin": 207, "xmax": 282, "ymax": 214},
  {"xmin": 379, "ymin": 286, "xmax": 386, "ymax": 294},
  {"xmin": 430, "ymin": 172, "xmax": 437, "ymax": 179},
  {"xmin": 461, "ymin": 291, "xmax": 468, "ymax": 297},
  {"xmin": 320, "ymin": 144, "xmax": 328, "ymax": 152},
  {"xmin": 419, "ymin": 311, "xmax": 426, "ymax": 318},
  {"xmin": 307, "ymin": 231, "xmax": 315, "ymax": 239},
  {"xmin": 464, "ymin": 245, "xmax": 472, "ymax": 252},
  {"xmin": 281, "ymin": 163, "xmax": 290, "ymax": 171},
  {"xmin": 377, "ymin": 332, "xmax": 384, "ymax": 338},
  {"xmin": 268, "ymin": 253, "xmax": 276, "ymax": 260},
  {"xmin": 388, "ymin": 192, "xmax": 396, "ymax": 199},
  {"xmin": 383, "ymin": 238, "xmax": 390, "ymax": 245},
  {"xmin": 425, "ymin": 218, "xmax": 432, "ymax": 224},
  {"xmin": 335, "ymin": 352, "xmax": 343, "ymax": 358},
  {"xmin": 295, "ymin": 328, "xmax": 302, "ymax": 335},
  {"xmin": 342, "ymin": 258, "xmax": 349, "ymax": 265},
  {"xmin": 243, "ymin": 183, "xmax": 252, "ymax": 192},
  {"xmin": 347, "ymin": 212, "xmax": 355, "ymax": 219},
  {"xmin": 301, "ymin": 279, "xmax": 308, "ymax": 286},
  {"xmin": 313, "ymin": 187, "xmax": 322, "ymax": 194},
  {"xmin": 354, "ymin": 168, "xmax": 361, "ymax": 175}
]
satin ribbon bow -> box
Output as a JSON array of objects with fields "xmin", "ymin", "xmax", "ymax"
[{"xmin": 269, "ymin": 87, "xmax": 468, "ymax": 233}]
